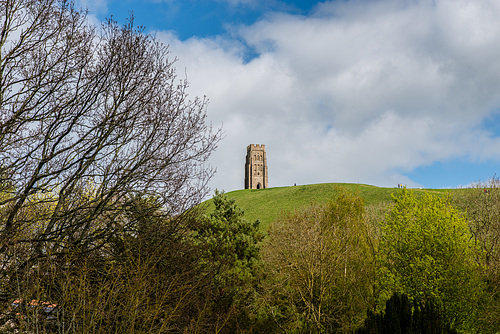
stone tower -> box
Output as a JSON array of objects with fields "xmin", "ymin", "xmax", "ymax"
[{"xmin": 245, "ymin": 144, "xmax": 268, "ymax": 189}]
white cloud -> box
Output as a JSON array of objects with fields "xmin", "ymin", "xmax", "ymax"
[{"xmin": 155, "ymin": 0, "xmax": 500, "ymax": 193}]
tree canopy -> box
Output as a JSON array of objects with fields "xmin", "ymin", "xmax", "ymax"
[
  {"xmin": 378, "ymin": 188, "xmax": 484, "ymax": 331},
  {"xmin": 262, "ymin": 188, "xmax": 375, "ymax": 332}
]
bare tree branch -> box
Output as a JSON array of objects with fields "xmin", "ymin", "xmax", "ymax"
[{"xmin": 0, "ymin": 0, "xmax": 221, "ymax": 261}]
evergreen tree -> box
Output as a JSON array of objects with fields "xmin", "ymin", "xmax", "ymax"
[{"xmin": 357, "ymin": 293, "xmax": 458, "ymax": 334}]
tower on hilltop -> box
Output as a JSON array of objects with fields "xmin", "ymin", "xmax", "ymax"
[{"xmin": 245, "ymin": 144, "xmax": 268, "ymax": 189}]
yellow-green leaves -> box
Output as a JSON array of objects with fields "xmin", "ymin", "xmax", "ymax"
[{"xmin": 379, "ymin": 189, "xmax": 484, "ymax": 331}]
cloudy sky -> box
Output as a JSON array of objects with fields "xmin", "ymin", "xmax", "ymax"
[{"xmin": 79, "ymin": 0, "xmax": 500, "ymax": 192}]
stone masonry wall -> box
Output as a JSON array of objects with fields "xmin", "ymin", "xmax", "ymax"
[{"xmin": 244, "ymin": 144, "xmax": 268, "ymax": 189}]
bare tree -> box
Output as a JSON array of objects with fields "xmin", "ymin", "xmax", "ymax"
[
  {"xmin": 0, "ymin": 0, "xmax": 220, "ymax": 262},
  {"xmin": 453, "ymin": 178, "xmax": 500, "ymax": 332},
  {"xmin": 262, "ymin": 188, "xmax": 375, "ymax": 333}
]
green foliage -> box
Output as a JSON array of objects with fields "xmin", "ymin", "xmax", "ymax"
[
  {"xmin": 7, "ymin": 197, "xmax": 203, "ymax": 333},
  {"xmin": 261, "ymin": 187, "xmax": 376, "ymax": 333},
  {"xmin": 378, "ymin": 188, "xmax": 484, "ymax": 331},
  {"xmin": 197, "ymin": 189, "xmax": 262, "ymax": 268},
  {"xmin": 2, "ymin": 191, "xmax": 265, "ymax": 333},
  {"xmin": 192, "ymin": 190, "xmax": 264, "ymax": 333}
]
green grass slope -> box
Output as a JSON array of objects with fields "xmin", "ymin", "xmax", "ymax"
[{"xmin": 203, "ymin": 183, "xmax": 451, "ymax": 232}]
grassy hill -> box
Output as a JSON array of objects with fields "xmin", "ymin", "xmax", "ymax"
[{"xmin": 203, "ymin": 183, "xmax": 452, "ymax": 232}]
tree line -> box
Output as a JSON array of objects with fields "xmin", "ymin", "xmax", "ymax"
[
  {"xmin": 260, "ymin": 185, "xmax": 497, "ymax": 333},
  {"xmin": 1, "ymin": 0, "xmax": 500, "ymax": 332}
]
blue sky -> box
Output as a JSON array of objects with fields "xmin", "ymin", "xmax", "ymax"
[
  {"xmin": 84, "ymin": 0, "xmax": 318, "ymax": 40},
  {"xmin": 91, "ymin": 0, "xmax": 317, "ymax": 40},
  {"xmin": 80, "ymin": 0, "xmax": 500, "ymax": 191}
]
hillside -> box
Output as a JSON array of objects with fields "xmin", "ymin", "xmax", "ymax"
[{"xmin": 203, "ymin": 183, "xmax": 451, "ymax": 232}]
